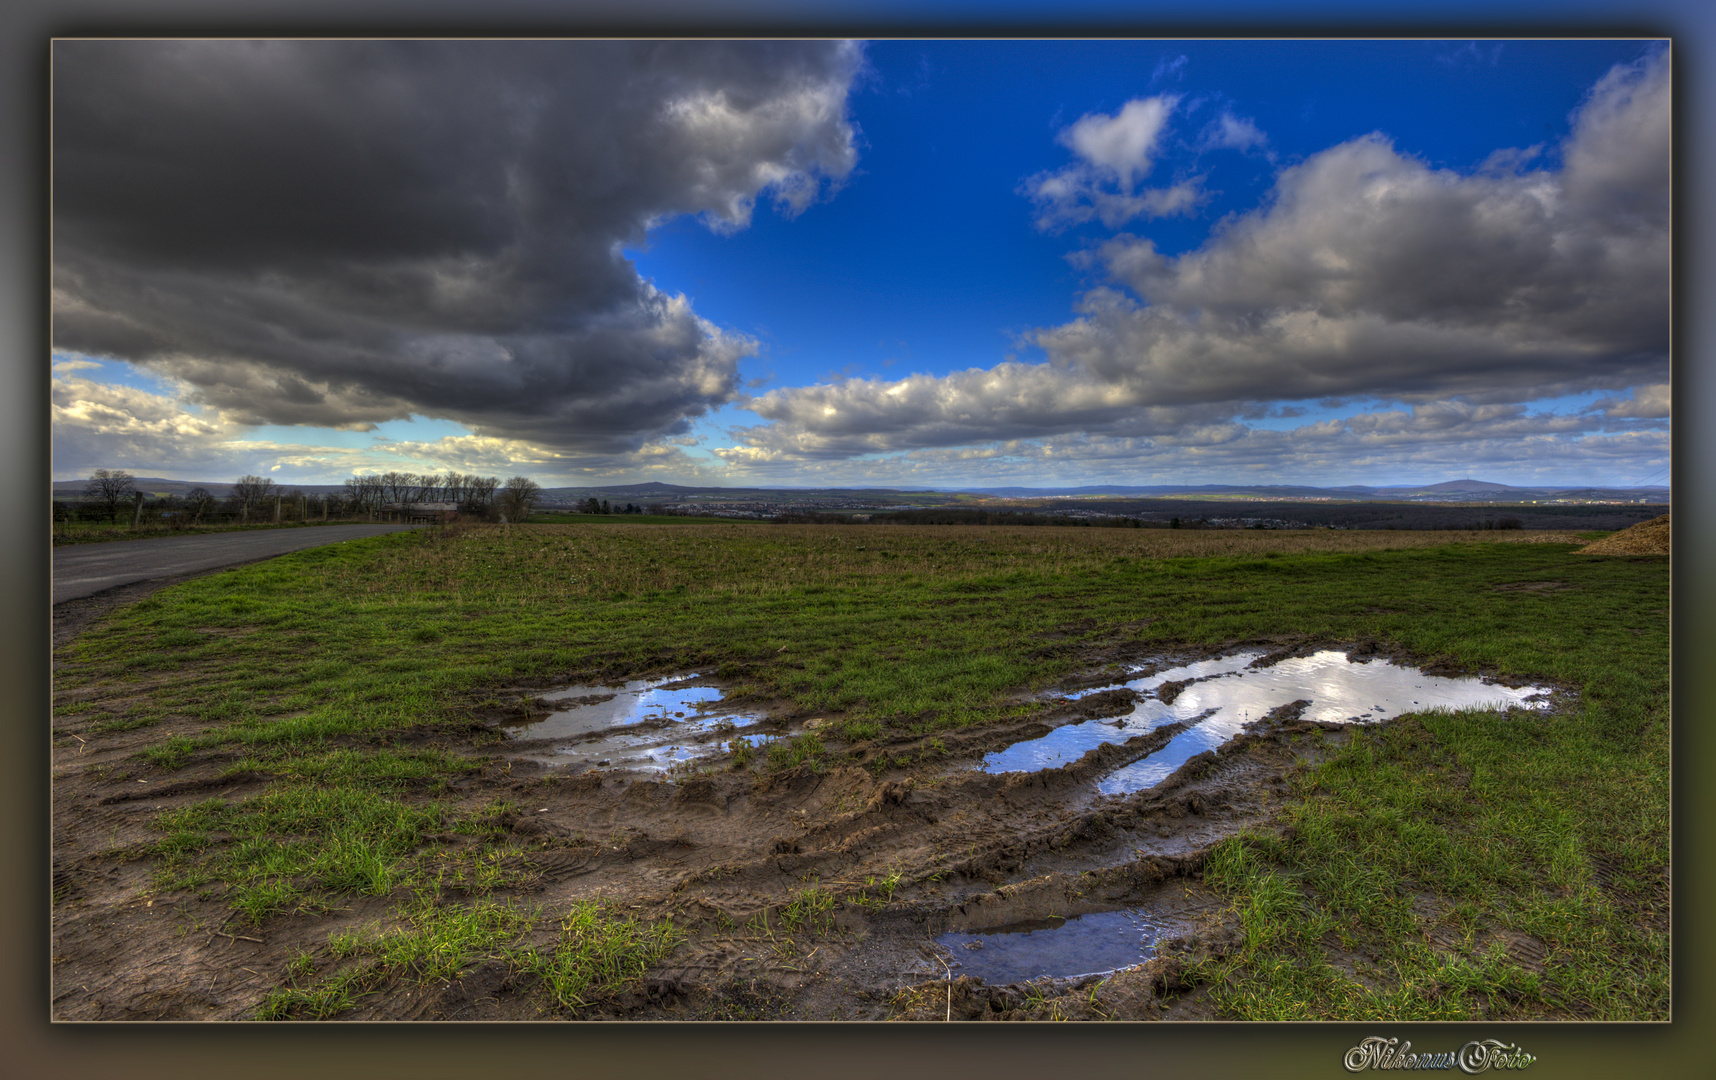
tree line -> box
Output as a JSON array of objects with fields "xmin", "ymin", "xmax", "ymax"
[
  {"xmin": 573, "ymin": 497, "xmax": 645, "ymax": 515},
  {"xmin": 339, "ymin": 471, "xmax": 509, "ymax": 516},
  {"xmin": 62, "ymin": 469, "xmax": 544, "ymax": 526}
]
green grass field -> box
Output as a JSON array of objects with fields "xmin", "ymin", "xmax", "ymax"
[
  {"xmin": 52, "ymin": 522, "xmax": 1668, "ymax": 1019},
  {"xmin": 527, "ymin": 511, "xmax": 740, "ymax": 526}
]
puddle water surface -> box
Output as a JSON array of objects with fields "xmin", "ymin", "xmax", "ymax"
[
  {"xmin": 984, "ymin": 651, "xmax": 1552, "ymax": 794},
  {"xmin": 502, "ymin": 675, "xmax": 765, "ymax": 771},
  {"xmin": 937, "ymin": 909, "xmax": 1162, "ymax": 984}
]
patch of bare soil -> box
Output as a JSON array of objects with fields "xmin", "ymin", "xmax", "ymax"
[
  {"xmin": 51, "ymin": 634, "xmax": 1364, "ymax": 1022},
  {"xmin": 1578, "ymin": 514, "xmax": 1669, "ymax": 556},
  {"xmin": 59, "ymin": 627, "xmax": 1575, "ymax": 1022},
  {"xmin": 53, "ymin": 640, "xmax": 1585, "ymax": 1021}
]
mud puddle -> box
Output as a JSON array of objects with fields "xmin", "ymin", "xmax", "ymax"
[
  {"xmin": 985, "ymin": 650, "xmax": 1552, "ymax": 794},
  {"xmin": 501, "ymin": 675, "xmax": 766, "ymax": 771},
  {"xmin": 937, "ymin": 908, "xmax": 1164, "ymax": 984},
  {"xmin": 53, "ymin": 635, "xmax": 1558, "ymax": 1021}
]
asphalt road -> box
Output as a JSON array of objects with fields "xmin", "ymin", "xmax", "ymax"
[{"xmin": 52, "ymin": 523, "xmax": 421, "ymax": 604}]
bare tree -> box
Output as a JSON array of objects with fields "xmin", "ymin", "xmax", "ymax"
[
  {"xmin": 411, "ymin": 473, "xmax": 437, "ymax": 504},
  {"xmin": 84, "ymin": 469, "xmax": 135, "ymax": 523},
  {"xmin": 342, "ymin": 474, "xmax": 387, "ymax": 516},
  {"xmin": 462, "ymin": 475, "xmax": 499, "ymax": 517},
  {"xmin": 379, "ymin": 471, "xmax": 415, "ymax": 508},
  {"xmin": 497, "ymin": 476, "xmax": 542, "ymax": 522},
  {"xmin": 183, "ymin": 487, "xmax": 214, "ymax": 523},
  {"xmin": 442, "ymin": 472, "xmax": 468, "ymax": 507},
  {"xmin": 230, "ymin": 475, "xmax": 275, "ymax": 522},
  {"xmin": 408, "ymin": 473, "xmax": 427, "ymax": 504}
]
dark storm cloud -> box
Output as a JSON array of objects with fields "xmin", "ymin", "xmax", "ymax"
[{"xmin": 53, "ymin": 39, "xmax": 862, "ymax": 452}]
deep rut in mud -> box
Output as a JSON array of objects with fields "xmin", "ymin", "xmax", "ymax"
[{"xmin": 51, "ymin": 645, "xmax": 1556, "ymax": 1021}]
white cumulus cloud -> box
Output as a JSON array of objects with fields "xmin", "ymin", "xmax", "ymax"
[
  {"xmin": 1201, "ymin": 111, "xmax": 1268, "ymax": 153},
  {"xmin": 1025, "ymin": 95, "xmax": 1206, "ymax": 229},
  {"xmin": 741, "ymin": 47, "xmax": 1669, "ymax": 473}
]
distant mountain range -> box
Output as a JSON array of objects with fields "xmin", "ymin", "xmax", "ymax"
[
  {"xmin": 51, "ymin": 475, "xmax": 1667, "ymax": 505},
  {"xmin": 948, "ymin": 479, "xmax": 1668, "ymax": 501}
]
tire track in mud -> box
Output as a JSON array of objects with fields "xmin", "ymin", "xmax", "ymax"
[
  {"xmin": 463, "ymin": 697, "xmax": 1354, "ymax": 1019},
  {"xmin": 49, "ymin": 677, "xmax": 1348, "ymax": 1019},
  {"xmin": 52, "ymin": 640, "xmax": 1421, "ymax": 1021}
]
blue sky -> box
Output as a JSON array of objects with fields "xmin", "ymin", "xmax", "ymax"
[{"xmin": 52, "ymin": 39, "xmax": 1669, "ymax": 489}]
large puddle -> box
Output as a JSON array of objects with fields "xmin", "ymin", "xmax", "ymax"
[
  {"xmin": 501, "ymin": 675, "xmax": 767, "ymax": 772},
  {"xmin": 937, "ymin": 909, "xmax": 1163, "ymax": 984},
  {"xmin": 984, "ymin": 650, "xmax": 1552, "ymax": 795}
]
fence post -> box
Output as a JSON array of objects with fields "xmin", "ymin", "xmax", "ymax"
[{"xmin": 131, "ymin": 491, "xmax": 144, "ymax": 529}]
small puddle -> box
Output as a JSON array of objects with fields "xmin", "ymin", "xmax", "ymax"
[
  {"xmin": 983, "ymin": 650, "xmax": 1552, "ymax": 794},
  {"xmin": 936, "ymin": 909, "xmax": 1162, "ymax": 984},
  {"xmin": 501, "ymin": 675, "xmax": 766, "ymax": 771}
]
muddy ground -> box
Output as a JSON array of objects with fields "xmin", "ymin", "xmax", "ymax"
[{"xmin": 52, "ymin": 602, "xmax": 1558, "ymax": 1022}]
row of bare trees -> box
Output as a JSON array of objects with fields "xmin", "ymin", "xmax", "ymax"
[
  {"xmin": 75, "ymin": 471, "xmax": 316, "ymax": 525},
  {"xmin": 69, "ymin": 468, "xmax": 544, "ymax": 526},
  {"xmin": 69, "ymin": 471, "xmax": 290, "ymax": 526},
  {"xmin": 337, "ymin": 472, "xmax": 547, "ymax": 522},
  {"xmin": 340, "ymin": 472, "xmax": 505, "ymax": 516}
]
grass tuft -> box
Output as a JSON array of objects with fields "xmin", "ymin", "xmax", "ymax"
[{"xmin": 512, "ymin": 903, "xmax": 684, "ymax": 1012}]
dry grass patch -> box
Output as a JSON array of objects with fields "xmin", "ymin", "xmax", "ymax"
[{"xmin": 1578, "ymin": 515, "xmax": 1669, "ymax": 556}]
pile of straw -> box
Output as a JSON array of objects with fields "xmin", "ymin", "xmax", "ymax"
[{"xmin": 1578, "ymin": 514, "xmax": 1670, "ymax": 555}]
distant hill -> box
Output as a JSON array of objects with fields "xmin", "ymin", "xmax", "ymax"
[
  {"xmin": 963, "ymin": 484, "xmax": 1360, "ymax": 499},
  {"xmin": 53, "ymin": 476, "xmax": 238, "ymax": 497},
  {"xmin": 53, "ymin": 475, "xmax": 1668, "ymax": 505},
  {"xmin": 543, "ymin": 481, "xmax": 701, "ymax": 497},
  {"xmin": 953, "ymin": 480, "xmax": 1667, "ymax": 503},
  {"xmin": 1405, "ymin": 479, "xmax": 1518, "ymax": 493}
]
